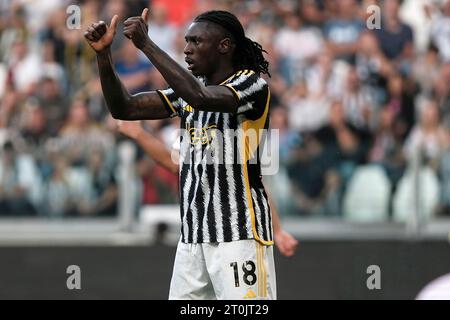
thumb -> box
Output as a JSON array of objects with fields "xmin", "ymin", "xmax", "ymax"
[
  {"xmin": 141, "ymin": 8, "xmax": 149, "ymax": 22},
  {"xmin": 109, "ymin": 14, "xmax": 119, "ymax": 33}
]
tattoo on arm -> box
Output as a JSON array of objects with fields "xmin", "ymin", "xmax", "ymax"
[{"xmin": 96, "ymin": 49, "xmax": 170, "ymax": 120}]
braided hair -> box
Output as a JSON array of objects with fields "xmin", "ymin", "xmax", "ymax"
[{"xmin": 194, "ymin": 10, "xmax": 270, "ymax": 77}]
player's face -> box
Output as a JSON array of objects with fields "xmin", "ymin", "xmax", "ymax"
[{"xmin": 184, "ymin": 22, "xmax": 221, "ymax": 77}]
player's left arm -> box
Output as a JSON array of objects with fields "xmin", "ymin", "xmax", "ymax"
[
  {"xmin": 116, "ymin": 120, "xmax": 179, "ymax": 174},
  {"xmin": 264, "ymin": 182, "xmax": 299, "ymax": 257},
  {"xmin": 123, "ymin": 9, "xmax": 238, "ymax": 113}
]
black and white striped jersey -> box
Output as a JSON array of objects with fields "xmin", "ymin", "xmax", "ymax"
[{"xmin": 157, "ymin": 69, "xmax": 273, "ymax": 245}]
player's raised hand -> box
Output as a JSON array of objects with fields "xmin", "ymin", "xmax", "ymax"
[
  {"xmin": 123, "ymin": 8, "xmax": 150, "ymax": 50},
  {"xmin": 84, "ymin": 15, "xmax": 119, "ymax": 53},
  {"xmin": 274, "ymin": 229, "xmax": 299, "ymax": 257}
]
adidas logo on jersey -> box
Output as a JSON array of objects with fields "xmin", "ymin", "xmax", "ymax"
[{"xmin": 244, "ymin": 289, "xmax": 257, "ymax": 299}]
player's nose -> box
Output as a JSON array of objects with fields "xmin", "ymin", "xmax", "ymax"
[{"xmin": 183, "ymin": 43, "xmax": 193, "ymax": 55}]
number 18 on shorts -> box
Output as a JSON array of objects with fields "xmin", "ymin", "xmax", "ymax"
[{"xmin": 169, "ymin": 239, "xmax": 277, "ymax": 300}]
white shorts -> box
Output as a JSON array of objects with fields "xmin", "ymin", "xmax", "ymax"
[{"xmin": 169, "ymin": 239, "xmax": 277, "ymax": 300}]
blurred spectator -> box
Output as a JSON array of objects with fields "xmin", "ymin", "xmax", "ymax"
[
  {"xmin": 0, "ymin": 141, "xmax": 41, "ymax": 216},
  {"xmin": 139, "ymin": 156, "xmax": 178, "ymax": 205},
  {"xmin": 399, "ymin": 0, "xmax": 435, "ymax": 53},
  {"xmin": 36, "ymin": 77, "xmax": 68, "ymax": 136},
  {"xmin": 80, "ymin": 151, "xmax": 118, "ymax": 216},
  {"xmin": 101, "ymin": 0, "xmax": 129, "ymax": 54},
  {"xmin": 355, "ymin": 30, "xmax": 395, "ymax": 105},
  {"xmin": 115, "ymin": 40, "xmax": 153, "ymax": 94},
  {"xmin": 133, "ymin": 120, "xmax": 179, "ymax": 205},
  {"xmin": 385, "ymin": 73, "xmax": 416, "ymax": 139},
  {"xmin": 323, "ymin": 0, "xmax": 364, "ymax": 62},
  {"xmin": 287, "ymin": 100, "xmax": 371, "ymax": 216},
  {"xmin": 39, "ymin": 6, "xmax": 69, "ymax": 66},
  {"xmin": 430, "ymin": 0, "xmax": 450, "ymax": 62},
  {"xmin": 432, "ymin": 62, "xmax": 450, "ymax": 117},
  {"xmin": 373, "ymin": 0, "xmax": 414, "ymax": 75},
  {"xmin": 283, "ymin": 81, "xmax": 330, "ymax": 133},
  {"xmin": 42, "ymin": 154, "xmax": 72, "ymax": 217},
  {"xmin": 299, "ymin": 0, "xmax": 326, "ymax": 26},
  {"xmin": 264, "ymin": 105, "xmax": 300, "ymax": 216},
  {"xmin": 339, "ymin": 66, "xmax": 375, "ymax": 129},
  {"xmin": 21, "ymin": 0, "xmax": 62, "ymax": 36},
  {"xmin": 18, "ymin": 98, "xmax": 52, "ymax": 178},
  {"xmin": 270, "ymin": 106, "xmax": 301, "ymax": 163},
  {"xmin": 404, "ymin": 99, "xmax": 447, "ymax": 169},
  {"xmin": 438, "ymin": 118, "xmax": 450, "ymax": 215},
  {"xmin": 0, "ymin": 4, "xmax": 28, "ymax": 62},
  {"xmin": 306, "ymin": 48, "xmax": 349, "ymax": 98},
  {"xmin": 0, "ymin": 83, "xmax": 19, "ymax": 128},
  {"xmin": 43, "ymin": 150, "xmax": 118, "ymax": 218},
  {"xmin": 412, "ymin": 43, "xmax": 441, "ymax": 96},
  {"xmin": 58, "ymin": 97, "xmax": 115, "ymax": 168},
  {"xmin": 40, "ymin": 40, "xmax": 66, "ymax": 88},
  {"xmin": 147, "ymin": 3, "xmax": 178, "ymax": 59},
  {"xmin": 274, "ymin": 12, "xmax": 324, "ymax": 84},
  {"xmin": 369, "ymin": 106, "xmax": 406, "ymax": 186},
  {"xmin": 7, "ymin": 37, "xmax": 41, "ymax": 96}
]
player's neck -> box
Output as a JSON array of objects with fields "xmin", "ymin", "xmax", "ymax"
[{"xmin": 204, "ymin": 63, "xmax": 235, "ymax": 86}]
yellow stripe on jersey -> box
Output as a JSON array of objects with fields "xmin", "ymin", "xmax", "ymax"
[
  {"xmin": 260, "ymin": 244, "xmax": 267, "ymax": 297},
  {"xmin": 158, "ymin": 90, "xmax": 177, "ymax": 114},
  {"xmin": 221, "ymin": 70, "xmax": 247, "ymax": 100},
  {"xmin": 256, "ymin": 243, "xmax": 262, "ymax": 297},
  {"xmin": 225, "ymin": 84, "xmax": 241, "ymax": 100},
  {"xmin": 220, "ymin": 71, "xmax": 241, "ymax": 85},
  {"xmin": 224, "ymin": 70, "xmax": 256, "ymax": 105},
  {"xmin": 242, "ymin": 89, "xmax": 273, "ymax": 246},
  {"xmin": 256, "ymin": 242, "xmax": 268, "ymax": 298}
]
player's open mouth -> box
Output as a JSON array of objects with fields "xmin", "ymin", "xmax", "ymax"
[{"xmin": 185, "ymin": 58, "xmax": 194, "ymax": 70}]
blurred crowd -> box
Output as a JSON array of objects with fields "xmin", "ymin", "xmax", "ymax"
[{"xmin": 1, "ymin": 0, "xmax": 450, "ymax": 220}]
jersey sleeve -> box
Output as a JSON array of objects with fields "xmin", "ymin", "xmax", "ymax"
[
  {"xmin": 156, "ymin": 88, "xmax": 184, "ymax": 118},
  {"xmin": 222, "ymin": 71, "xmax": 269, "ymax": 120}
]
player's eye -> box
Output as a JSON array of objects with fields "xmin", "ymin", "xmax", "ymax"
[{"xmin": 185, "ymin": 38, "xmax": 199, "ymax": 45}]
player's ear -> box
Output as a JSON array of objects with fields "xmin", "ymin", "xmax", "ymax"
[{"xmin": 218, "ymin": 37, "xmax": 233, "ymax": 54}]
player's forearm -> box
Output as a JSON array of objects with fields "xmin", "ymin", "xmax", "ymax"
[
  {"xmin": 96, "ymin": 49, "xmax": 133, "ymax": 119},
  {"xmin": 97, "ymin": 50, "xmax": 169, "ymax": 120},
  {"xmin": 140, "ymin": 41, "xmax": 207, "ymax": 104},
  {"xmin": 139, "ymin": 41, "xmax": 234, "ymax": 111},
  {"xmin": 134, "ymin": 130, "xmax": 179, "ymax": 175}
]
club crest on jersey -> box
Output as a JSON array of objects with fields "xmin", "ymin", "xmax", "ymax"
[{"xmin": 186, "ymin": 121, "xmax": 217, "ymax": 145}]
